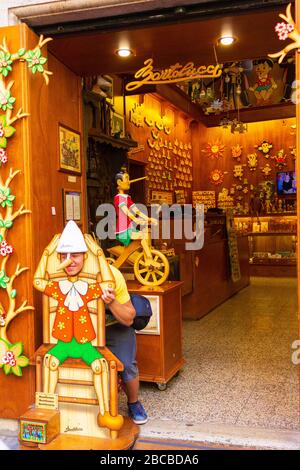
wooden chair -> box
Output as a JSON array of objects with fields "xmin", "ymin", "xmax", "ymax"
[{"xmin": 31, "ymin": 248, "xmax": 126, "ymax": 443}]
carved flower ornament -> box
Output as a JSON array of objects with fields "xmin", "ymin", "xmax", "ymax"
[{"xmin": 0, "ymin": 339, "xmax": 29, "ymax": 376}]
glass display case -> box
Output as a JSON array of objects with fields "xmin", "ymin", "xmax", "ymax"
[{"xmin": 234, "ymin": 214, "xmax": 297, "ymax": 276}]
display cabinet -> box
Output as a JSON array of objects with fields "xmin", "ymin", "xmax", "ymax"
[
  {"xmin": 127, "ymin": 281, "xmax": 184, "ymax": 390},
  {"xmin": 234, "ymin": 214, "xmax": 297, "ymax": 277}
]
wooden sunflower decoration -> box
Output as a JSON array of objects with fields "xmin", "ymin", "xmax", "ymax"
[
  {"xmin": 210, "ymin": 169, "xmax": 224, "ymax": 185},
  {"xmin": 204, "ymin": 141, "xmax": 225, "ymax": 159}
]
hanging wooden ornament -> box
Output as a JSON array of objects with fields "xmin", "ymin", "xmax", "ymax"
[
  {"xmin": 155, "ymin": 119, "xmax": 164, "ymax": 131},
  {"xmin": 144, "ymin": 116, "xmax": 154, "ymax": 127},
  {"xmin": 210, "ymin": 169, "xmax": 225, "ymax": 185},
  {"xmin": 233, "ymin": 164, "xmax": 245, "ymax": 180},
  {"xmin": 147, "ymin": 138, "xmax": 155, "ymax": 148},
  {"xmin": 271, "ymin": 148, "xmax": 287, "ymax": 168},
  {"xmin": 290, "ymin": 146, "xmax": 296, "ymax": 160},
  {"xmin": 261, "ymin": 162, "xmax": 272, "ymax": 177},
  {"xmin": 151, "ymin": 129, "xmax": 159, "ymax": 140},
  {"xmin": 247, "ymin": 152, "xmax": 258, "ymax": 171},
  {"xmin": 231, "ymin": 144, "xmax": 243, "ymax": 161},
  {"xmin": 256, "ymin": 140, "xmax": 273, "ymax": 158},
  {"xmin": 204, "ymin": 141, "xmax": 225, "ymax": 159},
  {"xmin": 129, "ymin": 102, "xmax": 145, "ymax": 127}
]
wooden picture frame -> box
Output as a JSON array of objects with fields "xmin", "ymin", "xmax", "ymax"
[
  {"xmin": 62, "ymin": 189, "xmax": 82, "ymax": 227},
  {"xmin": 111, "ymin": 112, "xmax": 125, "ymax": 138},
  {"xmin": 59, "ymin": 124, "xmax": 81, "ymax": 175}
]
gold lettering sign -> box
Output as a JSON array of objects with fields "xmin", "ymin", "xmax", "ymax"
[{"xmin": 126, "ymin": 58, "xmax": 222, "ymax": 92}]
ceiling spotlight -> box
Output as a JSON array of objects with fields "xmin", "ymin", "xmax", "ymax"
[
  {"xmin": 116, "ymin": 48, "xmax": 133, "ymax": 58},
  {"xmin": 218, "ymin": 36, "xmax": 236, "ymax": 46}
]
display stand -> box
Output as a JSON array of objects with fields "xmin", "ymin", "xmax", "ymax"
[
  {"xmin": 127, "ymin": 281, "xmax": 184, "ymax": 390},
  {"xmin": 19, "ymin": 416, "xmax": 139, "ymax": 450}
]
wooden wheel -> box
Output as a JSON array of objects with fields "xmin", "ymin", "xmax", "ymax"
[{"xmin": 133, "ymin": 249, "xmax": 169, "ymax": 286}]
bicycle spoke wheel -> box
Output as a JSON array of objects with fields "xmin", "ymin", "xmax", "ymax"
[{"xmin": 134, "ymin": 249, "xmax": 169, "ymax": 286}]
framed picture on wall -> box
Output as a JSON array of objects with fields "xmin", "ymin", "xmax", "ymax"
[
  {"xmin": 62, "ymin": 189, "xmax": 82, "ymax": 227},
  {"xmin": 111, "ymin": 112, "xmax": 125, "ymax": 138},
  {"xmin": 59, "ymin": 124, "xmax": 81, "ymax": 175}
]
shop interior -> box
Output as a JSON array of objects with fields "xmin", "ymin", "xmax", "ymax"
[{"xmin": 30, "ymin": 4, "xmax": 298, "ymax": 434}]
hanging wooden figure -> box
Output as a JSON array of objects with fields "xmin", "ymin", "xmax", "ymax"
[
  {"xmin": 233, "ymin": 164, "xmax": 245, "ymax": 180},
  {"xmin": 261, "ymin": 162, "xmax": 272, "ymax": 177},
  {"xmin": 256, "ymin": 140, "xmax": 273, "ymax": 158},
  {"xmin": 247, "ymin": 152, "xmax": 258, "ymax": 171},
  {"xmin": 231, "ymin": 144, "xmax": 243, "ymax": 161},
  {"xmin": 272, "ymin": 148, "xmax": 287, "ymax": 168},
  {"xmin": 109, "ymin": 169, "xmax": 169, "ymax": 286}
]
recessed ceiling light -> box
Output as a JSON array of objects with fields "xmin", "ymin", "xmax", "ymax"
[
  {"xmin": 116, "ymin": 48, "xmax": 133, "ymax": 58},
  {"xmin": 218, "ymin": 36, "xmax": 236, "ymax": 46}
]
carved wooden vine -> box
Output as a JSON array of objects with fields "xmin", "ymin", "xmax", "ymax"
[{"xmin": 0, "ymin": 34, "xmax": 52, "ymax": 376}]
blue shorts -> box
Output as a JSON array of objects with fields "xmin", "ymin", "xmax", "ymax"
[{"xmin": 105, "ymin": 323, "xmax": 138, "ymax": 383}]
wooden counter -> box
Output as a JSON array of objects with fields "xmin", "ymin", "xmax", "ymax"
[
  {"xmin": 182, "ymin": 235, "xmax": 250, "ymax": 320},
  {"xmin": 127, "ymin": 281, "xmax": 184, "ymax": 390}
]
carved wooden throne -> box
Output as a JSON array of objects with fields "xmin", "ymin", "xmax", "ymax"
[{"xmin": 22, "ymin": 242, "xmax": 139, "ymax": 450}]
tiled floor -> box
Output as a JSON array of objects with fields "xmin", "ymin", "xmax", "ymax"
[{"xmin": 120, "ymin": 277, "xmax": 300, "ymax": 432}]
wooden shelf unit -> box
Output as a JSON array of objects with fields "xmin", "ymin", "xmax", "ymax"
[
  {"xmin": 127, "ymin": 281, "xmax": 184, "ymax": 390},
  {"xmin": 235, "ymin": 214, "xmax": 297, "ymax": 277}
]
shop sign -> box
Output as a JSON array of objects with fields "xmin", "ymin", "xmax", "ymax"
[{"xmin": 126, "ymin": 58, "xmax": 222, "ymax": 92}]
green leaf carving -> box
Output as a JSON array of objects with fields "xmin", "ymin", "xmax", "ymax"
[
  {"xmin": 18, "ymin": 48, "xmax": 26, "ymax": 57},
  {"xmin": 16, "ymin": 356, "xmax": 29, "ymax": 368},
  {"xmin": 4, "ymin": 125, "xmax": 15, "ymax": 138},
  {"xmin": 11, "ymin": 365, "xmax": 22, "ymax": 377},
  {"xmin": 10, "ymin": 289, "xmax": 17, "ymax": 299},
  {"xmin": 0, "ymin": 136, "xmax": 7, "ymax": 148},
  {"xmin": 3, "ymin": 364, "xmax": 11, "ymax": 375}
]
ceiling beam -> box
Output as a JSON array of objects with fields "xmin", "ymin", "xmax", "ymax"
[{"xmin": 27, "ymin": 0, "xmax": 292, "ymax": 36}]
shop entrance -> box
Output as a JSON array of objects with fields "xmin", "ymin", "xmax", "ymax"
[{"xmin": 11, "ymin": 0, "xmax": 300, "ymax": 442}]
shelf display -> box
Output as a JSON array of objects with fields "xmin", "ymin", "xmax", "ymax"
[
  {"xmin": 234, "ymin": 214, "xmax": 297, "ymax": 276},
  {"xmin": 192, "ymin": 190, "xmax": 216, "ymax": 211},
  {"xmin": 140, "ymin": 109, "xmax": 193, "ymax": 202}
]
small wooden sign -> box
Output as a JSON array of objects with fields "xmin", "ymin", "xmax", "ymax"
[
  {"xmin": 192, "ymin": 191, "xmax": 216, "ymax": 212},
  {"xmin": 35, "ymin": 392, "xmax": 59, "ymax": 410},
  {"xmin": 126, "ymin": 58, "xmax": 222, "ymax": 91}
]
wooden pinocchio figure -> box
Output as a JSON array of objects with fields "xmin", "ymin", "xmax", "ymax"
[
  {"xmin": 114, "ymin": 169, "xmax": 158, "ymax": 264},
  {"xmin": 33, "ymin": 220, "xmax": 123, "ymax": 431}
]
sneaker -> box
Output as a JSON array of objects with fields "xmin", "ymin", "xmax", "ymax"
[{"xmin": 128, "ymin": 401, "xmax": 148, "ymax": 425}]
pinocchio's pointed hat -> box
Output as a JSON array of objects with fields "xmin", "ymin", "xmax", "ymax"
[{"xmin": 56, "ymin": 220, "xmax": 88, "ymax": 253}]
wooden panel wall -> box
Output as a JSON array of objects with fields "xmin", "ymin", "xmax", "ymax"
[
  {"xmin": 0, "ymin": 24, "xmax": 85, "ymax": 419},
  {"xmin": 191, "ymin": 117, "xmax": 296, "ymax": 208}
]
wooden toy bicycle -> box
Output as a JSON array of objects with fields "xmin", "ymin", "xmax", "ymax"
[
  {"xmin": 107, "ymin": 224, "xmax": 169, "ymax": 287},
  {"xmin": 109, "ymin": 169, "xmax": 170, "ymax": 287}
]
